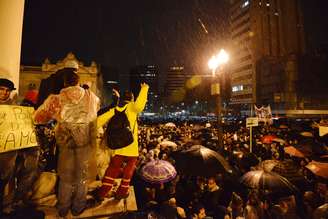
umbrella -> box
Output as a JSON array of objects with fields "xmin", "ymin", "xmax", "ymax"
[
  {"xmin": 240, "ymin": 170, "xmax": 298, "ymax": 195},
  {"xmin": 261, "ymin": 135, "xmax": 277, "ymax": 144},
  {"xmin": 306, "ymin": 161, "xmax": 328, "ymax": 179},
  {"xmin": 279, "ymin": 125, "xmax": 288, "ymax": 129},
  {"xmin": 140, "ymin": 160, "xmax": 177, "ymax": 184},
  {"xmin": 164, "ymin": 122, "xmax": 176, "ymax": 128},
  {"xmin": 313, "ymin": 203, "xmax": 328, "ymax": 219},
  {"xmin": 158, "ymin": 140, "xmax": 178, "ymax": 150},
  {"xmin": 259, "ymin": 160, "xmax": 281, "ymax": 172},
  {"xmin": 171, "ymin": 145, "xmax": 232, "ymax": 177},
  {"xmin": 300, "ymin": 131, "xmax": 314, "ymax": 138},
  {"xmin": 272, "ymin": 138, "xmax": 286, "ymax": 144},
  {"xmin": 284, "ymin": 146, "xmax": 305, "ymax": 158},
  {"xmin": 260, "ymin": 160, "xmax": 310, "ymax": 190}
]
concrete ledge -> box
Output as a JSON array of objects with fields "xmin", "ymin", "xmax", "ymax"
[{"xmin": 40, "ymin": 186, "xmax": 137, "ymax": 219}]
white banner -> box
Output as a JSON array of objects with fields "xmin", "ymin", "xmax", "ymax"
[{"xmin": 254, "ymin": 104, "xmax": 273, "ymax": 125}]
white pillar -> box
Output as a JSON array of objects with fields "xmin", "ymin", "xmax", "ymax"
[{"xmin": 0, "ymin": 0, "xmax": 25, "ymax": 93}]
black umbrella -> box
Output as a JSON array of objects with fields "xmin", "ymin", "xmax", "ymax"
[
  {"xmin": 171, "ymin": 145, "xmax": 232, "ymax": 177},
  {"xmin": 260, "ymin": 159, "xmax": 310, "ymax": 191},
  {"xmin": 240, "ymin": 170, "xmax": 298, "ymax": 196},
  {"xmin": 313, "ymin": 203, "xmax": 328, "ymax": 219}
]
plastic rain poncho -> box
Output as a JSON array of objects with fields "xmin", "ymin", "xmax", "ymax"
[{"xmin": 34, "ymin": 86, "xmax": 99, "ymax": 214}]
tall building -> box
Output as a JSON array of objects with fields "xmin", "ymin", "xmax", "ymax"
[
  {"xmin": 129, "ymin": 65, "xmax": 159, "ymax": 111},
  {"xmin": 229, "ymin": 0, "xmax": 305, "ymax": 112},
  {"xmin": 165, "ymin": 66, "xmax": 188, "ymax": 104}
]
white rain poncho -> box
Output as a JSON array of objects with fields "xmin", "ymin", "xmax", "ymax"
[{"xmin": 34, "ymin": 85, "xmax": 99, "ymax": 214}]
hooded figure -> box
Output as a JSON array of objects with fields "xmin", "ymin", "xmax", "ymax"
[
  {"xmin": 95, "ymin": 83, "xmax": 149, "ymax": 201},
  {"xmin": 33, "ymin": 70, "xmax": 99, "ymax": 217}
]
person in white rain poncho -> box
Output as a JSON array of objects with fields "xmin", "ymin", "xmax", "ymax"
[{"xmin": 33, "ymin": 70, "xmax": 99, "ymax": 217}]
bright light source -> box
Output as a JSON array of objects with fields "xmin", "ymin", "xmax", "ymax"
[
  {"xmin": 208, "ymin": 49, "xmax": 229, "ymax": 76},
  {"xmin": 217, "ymin": 49, "xmax": 229, "ymax": 65},
  {"xmin": 208, "ymin": 55, "xmax": 219, "ymax": 71}
]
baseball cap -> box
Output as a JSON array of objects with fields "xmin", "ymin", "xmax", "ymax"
[{"xmin": 0, "ymin": 78, "xmax": 16, "ymax": 90}]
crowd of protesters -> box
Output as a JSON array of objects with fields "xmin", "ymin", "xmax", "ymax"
[
  {"xmin": 131, "ymin": 119, "xmax": 328, "ymax": 219},
  {"xmin": 1, "ymin": 69, "xmax": 328, "ymax": 219}
]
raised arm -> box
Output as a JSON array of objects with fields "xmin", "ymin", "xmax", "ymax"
[{"xmin": 131, "ymin": 82, "xmax": 149, "ymax": 113}]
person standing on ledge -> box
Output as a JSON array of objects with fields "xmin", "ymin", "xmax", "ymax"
[
  {"xmin": 95, "ymin": 82, "xmax": 149, "ymax": 201},
  {"xmin": 33, "ymin": 70, "xmax": 99, "ymax": 217},
  {"xmin": 0, "ymin": 78, "xmax": 40, "ymax": 215}
]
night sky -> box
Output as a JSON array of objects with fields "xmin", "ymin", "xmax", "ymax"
[
  {"xmin": 21, "ymin": 0, "xmax": 328, "ymax": 86},
  {"xmin": 21, "ymin": 0, "xmax": 229, "ymax": 81}
]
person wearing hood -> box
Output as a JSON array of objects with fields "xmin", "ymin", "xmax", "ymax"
[
  {"xmin": 95, "ymin": 82, "xmax": 149, "ymax": 201},
  {"xmin": 33, "ymin": 70, "xmax": 100, "ymax": 217}
]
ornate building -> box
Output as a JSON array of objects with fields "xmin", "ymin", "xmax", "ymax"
[{"xmin": 19, "ymin": 52, "xmax": 102, "ymax": 100}]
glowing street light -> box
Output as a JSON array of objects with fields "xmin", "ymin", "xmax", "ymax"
[
  {"xmin": 208, "ymin": 55, "xmax": 219, "ymax": 76},
  {"xmin": 217, "ymin": 49, "xmax": 229, "ymax": 65},
  {"xmin": 208, "ymin": 49, "xmax": 229, "ymax": 76},
  {"xmin": 208, "ymin": 49, "xmax": 229, "ymax": 148}
]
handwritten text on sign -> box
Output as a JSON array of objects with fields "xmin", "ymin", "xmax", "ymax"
[{"xmin": 0, "ymin": 105, "xmax": 38, "ymax": 153}]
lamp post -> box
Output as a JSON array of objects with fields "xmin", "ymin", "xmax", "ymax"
[{"xmin": 208, "ymin": 49, "xmax": 229, "ymax": 148}]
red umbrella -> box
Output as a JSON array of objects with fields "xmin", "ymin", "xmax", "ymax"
[{"xmin": 261, "ymin": 135, "xmax": 277, "ymax": 144}]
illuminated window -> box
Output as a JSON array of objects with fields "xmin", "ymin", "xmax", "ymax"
[{"xmin": 232, "ymin": 85, "xmax": 244, "ymax": 92}]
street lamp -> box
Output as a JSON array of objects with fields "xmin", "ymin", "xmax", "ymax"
[{"xmin": 208, "ymin": 49, "xmax": 229, "ymax": 148}]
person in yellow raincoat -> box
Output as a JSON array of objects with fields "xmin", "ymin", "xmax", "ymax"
[{"xmin": 96, "ymin": 82, "xmax": 149, "ymax": 200}]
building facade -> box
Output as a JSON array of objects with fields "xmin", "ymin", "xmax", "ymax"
[
  {"xmin": 129, "ymin": 65, "xmax": 160, "ymax": 112},
  {"xmin": 19, "ymin": 52, "xmax": 101, "ymax": 100},
  {"xmin": 229, "ymin": 0, "xmax": 305, "ymax": 113},
  {"xmin": 165, "ymin": 66, "xmax": 188, "ymax": 104}
]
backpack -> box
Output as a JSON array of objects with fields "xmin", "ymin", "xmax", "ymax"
[{"xmin": 105, "ymin": 107, "xmax": 136, "ymax": 149}]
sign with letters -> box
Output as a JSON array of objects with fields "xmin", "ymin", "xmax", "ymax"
[
  {"xmin": 0, "ymin": 105, "xmax": 38, "ymax": 153},
  {"xmin": 246, "ymin": 117, "xmax": 259, "ymax": 127}
]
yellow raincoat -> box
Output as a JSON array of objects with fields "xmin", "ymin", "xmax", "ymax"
[{"xmin": 97, "ymin": 85, "xmax": 149, "ymax": 157}]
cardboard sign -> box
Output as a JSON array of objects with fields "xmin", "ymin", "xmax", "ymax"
[
  {"xmin": 0, "ymin": 105, "xmax": 38, "ymax": 153},
  {"xmin": 246, "ymin": 117, "xmax": 259, "ymax": 127}
]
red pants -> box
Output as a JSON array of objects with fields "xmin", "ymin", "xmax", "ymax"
[{"xmin": 98, "ymin": 155, "xmax": 137, "ymax": 198}]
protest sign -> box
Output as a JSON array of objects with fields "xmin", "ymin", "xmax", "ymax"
[{"xmin": 0, "ymin": 105, "xmax": 38, "ymax": 153}]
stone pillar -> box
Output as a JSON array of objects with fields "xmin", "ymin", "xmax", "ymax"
[{"xmin": 0, "ymin": 0, "xmax": 25, "ymax": 93}]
